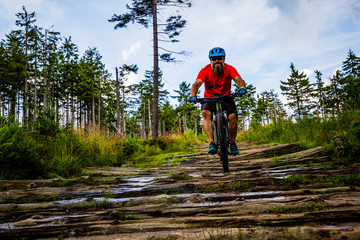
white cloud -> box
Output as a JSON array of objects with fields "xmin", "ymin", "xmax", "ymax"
[
  {"xmin": 125, "ymin": 72, "xmax": 139, "ymax": 86},
  {"xmin": 122, "ymin": 41, "xmax": 141, "ymax": 61},
  {"xmin": 301, "ymin": 68, "xmax": 312, "ymax": 79}
]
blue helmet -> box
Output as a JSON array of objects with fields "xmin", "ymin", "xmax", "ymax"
[{"xmin": 209, "ymin": 47, "xmax": 226, "ymax": 58}]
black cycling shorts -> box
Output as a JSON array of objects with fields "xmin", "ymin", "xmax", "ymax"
[{"xmin": 201, "ymin": 98, "xmax": 238, "ymax": 117}]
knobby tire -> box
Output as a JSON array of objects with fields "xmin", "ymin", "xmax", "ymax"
[{"xmin": 216, "ymin": 111, "xmax": 229, "ymax": 173}]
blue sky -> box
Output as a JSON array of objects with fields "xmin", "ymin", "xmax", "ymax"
[{"xmin": 1, "ymin": 0, "xmax": 360, "ymax": 108}]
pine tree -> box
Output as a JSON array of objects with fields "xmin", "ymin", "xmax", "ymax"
[
  {"xmin": 15, "ymin": 6, "xmax": 37, "ymax": 125},
  {"xmin": 1, "ymin": 31, "xmax": 26, "ymax": 120},
  {"xmin": 171, "ymin": 81, "xmax": 194, "ymax": 132},
  {"xmin": 59, "ymin": 36, "xmax": 79, "ymax": 125},
  {"xmin": 313, "ymin": 70, "xmax": 327, "ymax": 120},
  {"xmin": 342, "ymin": 49, "xmax": 360, "ymax": 109},
  {"xmin": 234, "ymin": 84, "xmax": 256, "ymax": 131},
  {"xmin": 108, "ymin": 0, "xmax": 192, "ymax": 138},
  {"xmin": 280, "ymin": 63, "xmax": 313, "ymax": 119},
  {"xmin": 115, "ymin": 64, "xmax": 138, "ymax": 136},
  {"xmin": 326, "ymin": 70, "xmax": 344, "ymax": 117},
  {"xmin": 132, "ymin": 69, "xmax": 169, "ymax": 138}
]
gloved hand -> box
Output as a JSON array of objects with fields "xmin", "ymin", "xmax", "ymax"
[
  {"xmin": 237, "ymin": 87, "xmax": 247, "ymax": 97},
  {"xmin": 189, "ymin": 95, "xmax": 197, "ymax": 104}
]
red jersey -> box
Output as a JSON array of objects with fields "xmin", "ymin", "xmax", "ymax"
[{"xmin": 197, "ymin": 63, "xmax": 240, "ymax": 97}]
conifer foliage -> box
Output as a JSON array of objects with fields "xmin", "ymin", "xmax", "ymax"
[{"xmin": 280, "ymin": 63, "xmax": 314, "ymax": 119}]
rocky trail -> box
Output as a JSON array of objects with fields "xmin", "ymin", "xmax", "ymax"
[{"xmin": 1, "ymin": 142, "xmax": 360, "ymax": 239}]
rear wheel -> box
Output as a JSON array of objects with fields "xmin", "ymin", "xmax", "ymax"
[{"xmin": 216, "ymin": 111, "xmax": 229, "ymax": 173}]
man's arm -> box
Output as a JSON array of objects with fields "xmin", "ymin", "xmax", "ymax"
[
  {"xmin": 233, "ymin": 75, "xmax": 246, "ymax": 89},
  {"xmin": 190, "ymin": 79, "xmax": 204, "ymax": 96}
]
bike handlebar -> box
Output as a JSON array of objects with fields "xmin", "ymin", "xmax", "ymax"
[{"xmin": 196, "ymin": 92, "xmax": 238, "ymax": 104}]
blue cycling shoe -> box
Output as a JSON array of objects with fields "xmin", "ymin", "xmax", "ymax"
[
  {"xmin": 229, "ymin": 143, "xmax": 239, "ymax": 155},
  {"xmin": 208, "ymin": 142, "xmax": 217, "ymax": 154}
]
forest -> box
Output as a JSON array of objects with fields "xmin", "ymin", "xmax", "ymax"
[{"xmin": 1, "ymin": 7, "xmax": 360, "ymax": 179}]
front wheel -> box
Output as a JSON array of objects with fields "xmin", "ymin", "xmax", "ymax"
[{"xmin": 216, "ymin": 111, "xmax": 229, "ymax": 173}]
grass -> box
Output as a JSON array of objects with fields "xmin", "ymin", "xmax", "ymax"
[
  {"xmin": 0, "ymin": 118, "xmax": 204, "ymax": 179},
  {"xmin": 268, "ymin": 202, "xmax": 326, "ymax": 214},
  {"xmin": 199, "ymin": 181, "xmax": 251, "ymax": 193},
  {"xmin": 280, "ymin": 174, "xmax": 360, "ymax": 187},
  {"xmin": 113, "ymin": 211, "xmax": 136, "ymax": 220},
  {"xmin": 271, "ymin": 155, "xmax": 280, "ymax": 164},
  {"xmin": 2, "ymin": 109, "xmax": 359, "ymax": 180},
  {"xmin": 237, "ymin": 110, "xmax": 360, "ymax": 165},
  {"xmin": 154, "ymin": 196, "xmax": 176, "ymax": 205},
  {"xmin": 203, "ymin": 229, "xmax": 244, "ymax": 240},
  {"xmin": 168, "ymin": 172, "xmax": 192, "ymax": 181},
  {"xmin": 167, "ymin": 156, "xmax": 188, "ymax": 166}
]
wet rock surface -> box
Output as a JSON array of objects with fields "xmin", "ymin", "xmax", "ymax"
[{"xmin": 1, "ymin": 142, "xmax": 360, "ymax": 239}]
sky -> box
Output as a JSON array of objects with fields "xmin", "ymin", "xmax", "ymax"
[{"xmin": 1, "ymin": 0, "xmax": 360, "ymax": 109}]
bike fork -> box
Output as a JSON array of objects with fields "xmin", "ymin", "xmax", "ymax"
[
  {"xmin": 223, "ymin": 111, "xmax": 231, "ymax": 146},
  {"xmin": 212, "ymin": 112, "xmax": 219, "ymax": 145},
  {"xmin": 213, "ymin": 111, "xmax": 231, "ymax": 147}
]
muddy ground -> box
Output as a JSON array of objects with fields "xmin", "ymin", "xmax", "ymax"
[{"xmin": 1, "ymin": 142, "xmax": 359, "ymax": 239}]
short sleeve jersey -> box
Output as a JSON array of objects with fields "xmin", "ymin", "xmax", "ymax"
[{"xmin": 196, "ymin": 63, "xmax": 240, "ymax": 97}]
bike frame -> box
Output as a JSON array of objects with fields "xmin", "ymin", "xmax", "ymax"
[
  {"xmin": 197, "ymin": 93, "xmax": 237, "ymax": 173},
  {"xmin": 212, "ymin": 98, "xmax": 230, "ymax": 150}
]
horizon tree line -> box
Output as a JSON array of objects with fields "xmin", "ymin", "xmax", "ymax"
[{"xmin": 1, "ymin": 7, "xmax": 360, "ymax": 139}]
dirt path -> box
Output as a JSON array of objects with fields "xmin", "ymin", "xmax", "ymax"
[{"xmin": 1, "ymin": 142, "xmax": 360, "ymax": 239}]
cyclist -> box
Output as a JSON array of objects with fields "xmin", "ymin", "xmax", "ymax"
[{"xmin": 189, "ymin": 47, "xmax": 246, "ymax": 155}]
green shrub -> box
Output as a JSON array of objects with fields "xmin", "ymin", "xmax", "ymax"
[
  {"xmin": 0, "ymin": 124, "xmax": 44, "ymax": 179},
  {"xmin": 122, "ymin": 136, "xmax": 141, "ymax": 159}
]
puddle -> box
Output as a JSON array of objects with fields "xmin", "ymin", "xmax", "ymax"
[
  {"xmin": 55, "ymin": 196, "xmax": 146, "ymax": 205},
  {"xmin": 124, "ymin": 176, "xmax": 155, "ymax": 186},
  {"xmin": 55, "ymin": 198, "xmax": 88, "ymax": 205},
  {"xmin": 55, "ymin": 176, "xmax": 155, "ymax": 205},
  {"xmin": 325, "ymin": 225, "xmax": 354, "ymax": 230},
  {"xmin": 175, "ymin": 202, "xmax": 225, "ymax": 207},
  {"xmin": 239, "ymin": 191, "xmax": 279, "ymax": 197},
  {"xmin": 267, "ymin": 167, "xmax": 321, "ymax": 179},
  {"xmin": 188, "ymin": 172, "xmax": 203, "ymax": 177},
  {"xmin": 247, "ymin": 196, "xmax": 288, "ymax": 201}
]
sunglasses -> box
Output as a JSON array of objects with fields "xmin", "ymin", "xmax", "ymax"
[{"xmin": 210, "ymin": 56, "xmax": 224, "ymax": 61}]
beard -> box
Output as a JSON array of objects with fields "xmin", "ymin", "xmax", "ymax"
[{"xmin": 212, "ymin": 63, "xmax": 224, "ymax": 76}]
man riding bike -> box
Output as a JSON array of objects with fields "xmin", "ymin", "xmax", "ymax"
[{"xmin": 189, "ymin": 47, "xmax": 247, "ymax": 155}]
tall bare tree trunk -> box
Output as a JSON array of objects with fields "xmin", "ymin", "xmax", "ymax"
[
  {"xmin": 34, "ymin": 26, "xmax": 38, "ymax": 121},
  {"xmin": 23, "ymin": 26, "xmax": 29, "ymax": 126},
  {"xmin": 79, "ymin": 102, "xmax": 82, "ymax": 130},
  {"xmin": 43, "ymin": 29, "xmax": 48, "ymax": 109},
  {"xmin": 115, "ymin": 68, "xmax": 121, "ymax": 132},
  {"xmin": 71, "ymin": 94, "xmax": 75, "ymax": 127},
  {"xmin": 148, "ymin": 98, "xmax": 152, "ymax": 138},
  {"xmin": 242, "ymin": 110, "xmax": 245, "ymax": 132},
  {"xmin": 122, "ymin": 87, "xmax": 126, "ymax": 137},
  {"xmin": 66, "ymin": 94, "xmax": 70, "ymax": 124},
  {"xmin": 162, "ymin": 120, "xmax": 165, "ymax": 136},
  {"xmin": 152, "ymin": 0, "xmax": 159, "ymax": 139},
  {"xmin": 183, "ymin": 113, "xmax": 187, "ymax": 132},
  {"xmin": 98, "ymin": 90, "xmax": 101, "ymax": 134},
  {"xmin": 92, "ymin": 77, "xmax": 95, "ymax": 132},
  {"xmin": 141, "ymin": 102, "xmax": 146, "ymax": 139}
]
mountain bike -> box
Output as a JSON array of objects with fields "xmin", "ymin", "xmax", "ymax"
[{"xmin": 197, "ymin": 92, "xmax": 238, "ymax": 173}]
